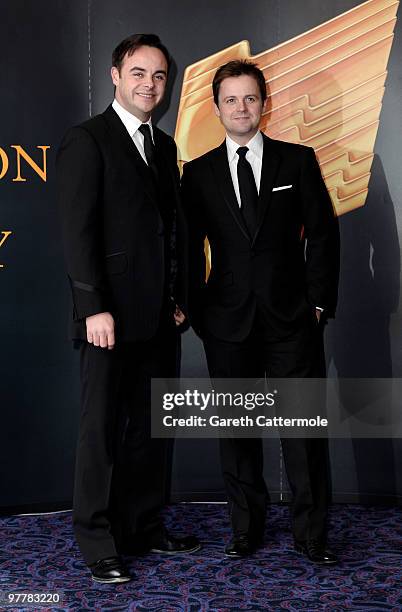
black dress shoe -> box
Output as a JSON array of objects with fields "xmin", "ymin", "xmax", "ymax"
[
  {"xmin": 294, "ymin": 539, "xmax": 338, "ymax": 565},
  {"xmin": 149, "ymin": 533, "xmax": 201, "ymax": 555},
  {"xmin": 90, "ymin": 556, "xmax": 132, "ymax": 583},
  {"xmin": 224, "ymin": 535, "xmax": 255, "ymax": 558}
]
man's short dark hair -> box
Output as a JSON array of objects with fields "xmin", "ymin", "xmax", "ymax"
[
  {"xmin": 112, "ymin": 33, "xmax": 171, "ymax": 73},
  {"xmin": 212, "ymin": 60, "xmax": 267, "ymax": 105}
]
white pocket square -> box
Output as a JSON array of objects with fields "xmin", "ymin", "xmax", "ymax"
[{"xmin": 272, "ymin": 184, "xmax": 292, "ymax": 191}]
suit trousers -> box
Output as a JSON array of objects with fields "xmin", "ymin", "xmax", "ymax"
[
  {"xmin": 203, "ymin": 307, "xmax": 330, "ymax": 544},
  {"xmin": 72, "ymin": 315, "xmax": 178, "ymax": 565}
]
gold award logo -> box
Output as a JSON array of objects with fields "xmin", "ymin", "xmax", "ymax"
[{"xmin": 175, "ymin": 0, "xmax": 399, "ymax": 217}]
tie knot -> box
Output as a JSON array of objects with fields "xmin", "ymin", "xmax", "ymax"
[
  {"xmin": 139, "ymin": 123, "xmax": 152, "ymax": 138},
  {"xmin": 237, "ymin": 146, "xmax": 249, "ymax": 159}
]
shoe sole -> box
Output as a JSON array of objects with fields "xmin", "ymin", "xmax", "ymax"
[
  {"xmin": 91, "ymin": 575, "xmax": 132, "ymax": 583},
  {"xmin": 149, "ymin": 544, "xmax": 201, "ymax": 555}
]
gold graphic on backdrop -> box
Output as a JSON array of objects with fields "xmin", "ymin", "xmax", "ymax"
[
  {"xmin": 175, "ymin": 0, "xmax": 399, "ymax": 217},
  {"xmin": 0, "ymin": 231, "xmax": 12, "ymax": 269},
  {"xmin": 0, "ymin": 146, "xmax": 50, "ymax": 182}
]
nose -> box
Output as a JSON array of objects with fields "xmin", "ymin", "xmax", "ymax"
[
  {"xmin": 237, "ymin": 98, "xmax": 247, "ymax": 112},
  {"xmin": 143, "ymin": 73, "xmax": 154, "ymax": 89}
]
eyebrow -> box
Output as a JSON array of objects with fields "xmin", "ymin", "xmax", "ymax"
[
  {"xmin": 129, "ymin": 66, "xmax": 167, "ymax": 76},
  {"xmin": 223, "ymin": 93, "xmax": 258, "ymax": 100}
]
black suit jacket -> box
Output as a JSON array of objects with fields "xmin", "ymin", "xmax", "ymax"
[
  {"xmin": 182, "ymin": 133, "xmax": 339, "ymax": 341},
  {"xmin": 57, "ymin": 105, "xmax": 185, "ymax": 342}
]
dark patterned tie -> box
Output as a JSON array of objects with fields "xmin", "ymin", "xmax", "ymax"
[
  {"xmin": 138, "ymin": 123, "xmax": 158, "ymax": 181},
  {"xmin": 237, "ymin": 146, "xmax": 258, "ymax": 238}
]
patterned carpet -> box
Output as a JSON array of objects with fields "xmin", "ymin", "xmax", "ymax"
[{"xmin": 0, "ymin": 504, "xmax": 401, "ymax": 611}]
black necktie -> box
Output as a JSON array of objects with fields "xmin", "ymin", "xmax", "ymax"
[
  {"xmin": 237, "ymin": 146, "xmax": 258, "ymax": 238},
  {"xmin": 138, "ymin": 123, "xmax": 158, "ymax": 181}
]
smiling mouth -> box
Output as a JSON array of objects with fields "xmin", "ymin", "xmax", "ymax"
[{"xmin": 137, "ymin": 93, "xmax": 155, "ymax": 99}]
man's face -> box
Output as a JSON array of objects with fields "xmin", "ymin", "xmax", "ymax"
[
  {"xmin": 111, "ymin": 45, "xmax": 168, "ymax": 121},
  {"xmin": 214, "ymin": 74, "xmax": 266, "ymax": 143}
]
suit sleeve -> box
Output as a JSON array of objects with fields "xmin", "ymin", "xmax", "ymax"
[
  {"xmin": 181, "ymin": 162, "xmax": 207, "ymax": 335},
  {"xmin": 57, "ymin": 127, "xmax": 110, "ymax": 320},
  {"xmin": 300, "ymin": 147, "xmax": 340, "ymax": 317}
]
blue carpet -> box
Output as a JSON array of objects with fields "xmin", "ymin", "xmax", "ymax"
[{"xmin": 0, "ymin": 504, "xmax": 401, "ymax": 611}]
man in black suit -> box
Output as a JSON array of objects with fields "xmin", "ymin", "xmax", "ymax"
[
  {"xmin": 57, "ymin": 34, "xmax": 199, "ymax": 584},
  {"xmin": 182, "ymin": 60, "xmax": 339, "ymax": 564}
]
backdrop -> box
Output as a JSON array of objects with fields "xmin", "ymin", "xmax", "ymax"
[{"xmin": 1, "ymin": 0, "xmax": 401, "ymax": 511}]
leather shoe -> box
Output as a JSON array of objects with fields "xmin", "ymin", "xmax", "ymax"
[
  {"xmin": 90, "ymin": 556, "xmax": 132, "ymax": 583},
  {"xmin": 294, "ymin": 539, "xmax": 338, "ymax": 565},
  {"xmin": 149, "ymin": 533, "xmax": 201, "ymax": 555},
  {"xmin": 224, "ymin": 535, "xmax": 255, "ymax": 558}
]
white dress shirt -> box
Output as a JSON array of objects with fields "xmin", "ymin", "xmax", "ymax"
[
  {"xmin": 112, "ymin": 98, "xmax": 154, "ymax": 165},
  {"xmin": 226, "ymin": 130, "xmax": 263, "ymax": 207}
]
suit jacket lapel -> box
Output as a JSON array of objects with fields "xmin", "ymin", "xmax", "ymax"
[
  {"xmin": 102, "ymin": 105, "xmax": 157, "ymax": 204},
  {"xmin": 209, "ymin": 142, "xmax": 250, "ymax": 242},
  {"xmin": 253, "ymin": 134, "xmax": 281, "ymax": 245}
]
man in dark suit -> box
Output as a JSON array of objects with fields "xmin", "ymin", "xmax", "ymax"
[
  {"xmin": 182, "ymin": 60, "xmax": 339, "ymax": 564},
  {"xmin": 57, "ymin": 34, "xmax": 199, "ymax": 584}
]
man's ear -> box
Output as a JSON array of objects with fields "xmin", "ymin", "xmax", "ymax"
[
  {"xmin": 111, "ymin": 66, "xmax": 119, "ymax": 86},
  {"xmin": 214, "ymin": 103, "xmax": 221, "ymax": 119},
  {"xmin": 262, "ymin": 98, "xmax": 268, "ymax": 114}
]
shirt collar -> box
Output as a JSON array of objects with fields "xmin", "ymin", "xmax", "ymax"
[
  {"xmin": 225, "ymin": 130, "xmax": 263, "ymax": 163},
  {"xmin": 112, "ymin": 98, "xmax": 153, "ymax": 139}
]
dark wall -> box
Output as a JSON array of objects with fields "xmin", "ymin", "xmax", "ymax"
[
  {"xmin": 0, "ymin": 0, "xmax": 88, "ymax": 509},
  {"xmin": 1, "ymin": 0, "xmax": 401, "ymax": 509}
]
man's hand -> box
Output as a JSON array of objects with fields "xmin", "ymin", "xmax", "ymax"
[
  {"xmin": 86, "ymin": 312, "xmax": 115, "ymax": 349},
  {"xmin": 174, "ymin": 305, "xmax": 186, "ymax": 326}
]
